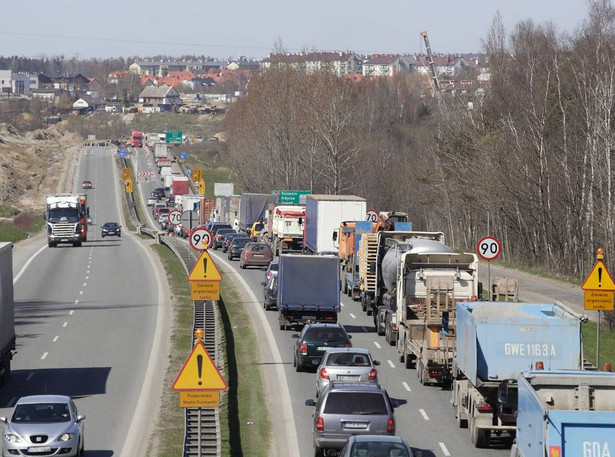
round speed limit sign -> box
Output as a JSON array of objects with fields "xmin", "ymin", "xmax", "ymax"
[
  {"xmin": 168, "ymin": 210, "xmax": 182, "ymax": 226},
  {"xmin": 190, "ymin": 227, "xmax": 213, "ymax": 251},
  {"xmin": 365, "ymin": 210, "xmax": 378, "ymax": 222},
  {"xmin": 477, "ymin": 236, "xmax": 501, "ymax": 261}
]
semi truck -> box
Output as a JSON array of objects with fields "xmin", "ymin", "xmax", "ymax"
[
  {"xmin": 303, "ymin": 195, "xmax": 366, "ymax": 255},
  {"xmin": 393, "ymin": 232, "xmax": 479, "ymax": 385},
  {"xmin": 339, "ymin": 212, "xmax": 411, "ymax": 302},
  {"xmin": 0, "ymin": 243, "xmax": 15, "ymax": 384},
  {"xmin": 46, "ymin": 194, "xmax": 85, "ymax": 247},
  {"xmin": 266, "ymin": 204, "xmax": 305, "ymax": 255},
  {"xmin": 238, "ymin": 193, "xmax": 276, "ymax": 235},
  {"xmin": 452, "ymin": 302, "xmax": 586, "ymax": 448},
  {"xmin": 154, "ymin": 142, "xmax": 168, "ymax": 161},
  {"xmin": 171, "ymin": 177, "xmax": 190, "ymax": 196},
  {"xmin": 511, "ymin": 370, "xmax": 615, "ymax": 457},
  {"xmin": 131, "ymin": 131, "xmax": 143, "ymax": 148},
  {"xmin": 277, "ymin": 254, "xmax": 340, "ymax": 330}
]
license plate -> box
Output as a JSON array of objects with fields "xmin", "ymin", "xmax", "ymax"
[
  {"xmin": 344, "ymin": 422, "xmax": 368, "ymax": 429},
  {"xmin": 317, "ymin": 346, "xmax": 328, "ymax": 351},
  {"xmin": 253, "ymin": 254, "xmax": 263, "ymax": 257},
  {"xmin": 303, "ymin": 315, "xmax": 317, "ymax": 320},
  {"xmin": 28, "ymin": 447, "xmax": 52, "ymax": 453},
  {"xmin": 338, "ymin": 375, "xmax": 360, "ymax": 381}
]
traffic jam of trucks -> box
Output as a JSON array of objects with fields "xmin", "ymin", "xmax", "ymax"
[{"xmin": 119, "ymin": 138, "xmax": 615, "ymax": 456}]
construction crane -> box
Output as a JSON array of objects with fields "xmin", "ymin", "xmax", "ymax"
[{"xmin": 420, "ymin": 30, "xmax": 444, "ymax": 103}]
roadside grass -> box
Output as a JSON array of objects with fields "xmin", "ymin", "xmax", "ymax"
[
  {"xmin": 0, "ymin": 205, "xmax": 20, "ymax": 217},
  {"xmin": 0, "ymin": 213, "xmax": 45, "ymax": 243},
  {"xmin": 496, "ymin": 260, "xmax": 581, "ymax": 286},
  {"xmin": 582, "ymin": 320, "xmax": 615, "ymax": 369},
  {"xmin": 218, "ymin": 282, "xmax": 270, "ymax": 456}
]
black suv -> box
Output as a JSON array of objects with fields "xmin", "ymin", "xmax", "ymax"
[
  {"xmin": 292, "ymin": 323, "xmax": 352, "ymax": 372},
  {"xmin": 305, "ymin": 383, "xmax": 397, "ymax": 456}
]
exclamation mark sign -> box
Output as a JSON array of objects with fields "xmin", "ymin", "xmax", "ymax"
[
  {"xmin": 203, "ymin": 258, "xmax": 207, "ymax": 279},
  {"xmin": 599, "ymin": 267, "xmax": 603, "ymax": 288},
  {"xmin": 197, "ymin": 354, "xmax": 203, "ymax": 385}
]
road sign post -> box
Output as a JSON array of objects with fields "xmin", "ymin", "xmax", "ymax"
[
  {"xmin": 582, "ymin": 248, "xmax": 615, "ymax": 367},
  {"xmin": 477, "ymin": 236, "xmax": 502, "ymax": 299}
]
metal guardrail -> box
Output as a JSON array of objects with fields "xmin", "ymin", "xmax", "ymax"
[{"xmin": 122, "ymin": 156, "xmax": 223, "ymax": 456}]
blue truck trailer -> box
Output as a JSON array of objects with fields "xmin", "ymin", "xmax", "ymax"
[
  {"xmin": 452, "ymin": 302, "xmax": 586, "ymax": 448},
  {"xmin": 277, "ymin": 254, "xmax": 340, "ymax": 330},
  {"xmin": 511, "ymin": 370, "xmax": 615, "ymax": 457}
]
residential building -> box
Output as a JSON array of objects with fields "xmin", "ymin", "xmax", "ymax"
[
  {"xmin": 138, "ymin": 85, "xmax": 180, "ymax": 109},
  {"xmin": 362, "ymin": 54, "xmax": 416, "ymax": 77},
  {"xmin": 129, "ymin": 60, "xmax": 223, "ymax": 76},
  {"xmin": 260, "ymin": 52, "xmax": 362, "ymax": 76}
]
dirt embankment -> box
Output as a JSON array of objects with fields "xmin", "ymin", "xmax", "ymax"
[{"xmin": 0, "ymin": 124, "xmax": 82, "ymax": 213}]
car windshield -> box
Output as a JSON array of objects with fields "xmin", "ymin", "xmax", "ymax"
[
  {"xmin": 328, "ymin": 353, "xmax": 370, "ymax": 366},
  {"xmin": 350, "ymin": 443, "xmax": 410, "ymax": 457},
  {"xmin": 104, "ymin": 223, "xmax": 118, "ymax": 228},
  {"xmin": 323, "ymin": 392, "xmax": 387, "ymax": 415},
  {"xmin": 12, "ymin": 403, "xmax": 71, "ymax": 423},
  {"xmin": 248, "ymin": 244, "xmax": 270, "ymax": 253}
]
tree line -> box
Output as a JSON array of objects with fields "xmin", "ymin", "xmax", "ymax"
[{"xmin": 224, "ymin": 0, "xmax": 615, "ymax": 284}]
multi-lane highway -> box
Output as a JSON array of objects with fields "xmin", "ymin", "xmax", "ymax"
[{"xmin": 5, "ymin": 146, "xmax": 172, "ymax": 457}]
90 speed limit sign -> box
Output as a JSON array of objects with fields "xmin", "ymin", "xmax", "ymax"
[
  {"xmin": 190, "ymin": 227, "xmax": 213, "ymax": 251},
  {"xmin": 476, "ymin": 236, "xmax": 501, "ymax": 261}
]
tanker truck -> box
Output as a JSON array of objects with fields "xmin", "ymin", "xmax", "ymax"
[
  {"xmin": 511, "ymin": 370, "xmax": 615, "ymax": 457},
  {"xmin": 393, "ymin": 233, "xmax": 479, "ymax": 385},
  {"xmin": 453, "ymin": 302, "xmax": 586, "ymax": 448}
]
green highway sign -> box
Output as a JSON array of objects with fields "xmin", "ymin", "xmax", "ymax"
[
  {"xmin": 166, "ymin": 130, "xmax": 183, "ymax": 144},
  {"xmin": 277, "ymin": 190, "xmax": 311, "ymax": 204}
]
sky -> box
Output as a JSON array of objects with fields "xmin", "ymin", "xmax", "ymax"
[{"xmin": 0, "ymin": 0, "xmax": 592, "ymax": 60}]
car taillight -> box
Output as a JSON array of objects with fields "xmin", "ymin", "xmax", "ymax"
[
  {"xmin": 368, "ymin": 369, "xmax": 377, "ymax": 380},
  {"xmin": 319, "ymin": 368, "xmax": 329, "ymax": 380},
  {"xmin": 316, "ymin": 416, "xmax": 324, "ymax": 432},
  {"xmin": 299, "ymin": 342, "xmax": 307, "ymax": 354},
  {"xmin": 344, "ymin": 343, "xmax": 351, "ymax": 348},
  {"xmin": 391, "ymin": 324, "xmax": 397, "ymax": 332},
  {"xmin": 387, "ymin": 418, "xmax": 395, "ymax": 433},
  {"xmin": 476, "ymin": 403, "xmax": 493, "ymax": 412}
]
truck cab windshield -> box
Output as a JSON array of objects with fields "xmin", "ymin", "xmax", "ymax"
[{"xmin": 48, "ymin": 209, "xmax": 79, "ymax": 223}]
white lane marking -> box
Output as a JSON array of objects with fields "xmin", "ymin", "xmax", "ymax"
[
  {"xmin": 74, "ymin": 300, "xmax": 78, "ymax": 305},
  {"xmin": 79, "ymin": 291, "xmax": 83, "ymax": 295},
  {"xmin": 26, "ymin": 373, "xmax": 34, "ymax": 382},
  {"xmin": 373, "ymin": 341, "xmax": 382, "ymax": 349},
  {"xmin": 419, "ymin": 409, "xmax": 430, "ymax": 420},
  {"xmin": 41, "ymin": 352, "xmax": 48, "ymax": 360},
  {"xmin": 340, "ymin": 303, "xmax": 345, "ymax": 307},
  {"xmin": 349, "ymin": 313, "xmax": 356, "ymax": 319},
  {"xmin": 63, "ymin": 322, "xmax": 68, "ymax": 328},
  {"xmin": 13, "ymin": 245, "xmax": 47, "ymax": 284},
  {"xmin": 53, "ymin": 336, "xmax": 59, "ymax": 342},
  {"xmin": 85, "ymin": 276, "xmax": 89, "ymax": 280},
  {"xmin": 83, "ymin": 283, "xmax": 87, "ymax": 287},
  {"xmin": 387, "ymin": 360, "xmax": 395, "ymax": 368},
  {"xmin": 69, "ymin": 310, "xmax": 74, "ymax": 315},
  {"xmin": 402, "ymin": 382, "xmax": 411, "ymax": 392},
  {"xmin": 439, "ymin": 442, "xmax": 451, "ymax": 456}
]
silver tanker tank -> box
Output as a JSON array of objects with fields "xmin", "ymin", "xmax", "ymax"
[{"xmin": 380, "ymin": 238, "xmax": 455, "ymax": 293}]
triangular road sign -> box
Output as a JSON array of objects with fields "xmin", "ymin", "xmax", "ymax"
[
  {"xmin": 188, "ymin": 250, "xmax": 222, "ymax": 281},
  {"xmin": 173, "ymin": 341, "xmax": 227, "ymax": 391},
  {"xmin": 582, "ymin": 259, "xmax": 615, "ymax": 291}
]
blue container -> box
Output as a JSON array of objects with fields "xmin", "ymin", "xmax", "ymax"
[
  {"xmin": 456, "ymin": 302, "xmax": 583, "ymax": 384},
  {"xmin": 516, "ymin": 371, "xmax": 615, "ymax": 457}
]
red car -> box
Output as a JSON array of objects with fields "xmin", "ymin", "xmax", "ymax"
[{"xmin": 239, "ymin": 242, "xmax": 273, "ymax": 269}]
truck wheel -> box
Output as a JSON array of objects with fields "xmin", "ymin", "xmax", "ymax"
[{"xmin": 404, "ymin": 346, "xmax": 413, "ymax": 369}]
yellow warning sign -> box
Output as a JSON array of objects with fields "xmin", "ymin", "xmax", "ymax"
[
  {"xmin": 125, "ymin": 178, "xmax": 133, "ymax": 193},
  {"xmin": 179, "ymin": 391, "xmax": 220, "ymax": 408},
  {"xmin": 584, "ymin": 290, "xmax": 615, "ymax": 310},
  {"xmin": 173, "ymin": 341, "xmax": 227, "ymax": 391},
  {"xmin": 582, "ymin": 260, "xmax": 615, "ymax": 291},
  {"xmin": 188, "ymin": 250, "xmax": 222, "ymax": 281},
  {"xmin": 191, "ymin": 281, "xmax": 220, "ymax": 301}
]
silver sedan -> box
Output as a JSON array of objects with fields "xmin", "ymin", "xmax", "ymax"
[
  {"xmin": 0, "ymin": 395, "xmax": 86, "ymax": 457},
  {"xmin": 315, "ymin": 347, "xmax": 380, "ymax": 398}
]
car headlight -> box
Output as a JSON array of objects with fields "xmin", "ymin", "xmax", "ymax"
[
  {"xmin": 4, "ymin": 433, "xmax": 23, "ymax": 443},
  {"xmin": 59, "ymin": 433, "xmax": 75, "ymax": 442}
]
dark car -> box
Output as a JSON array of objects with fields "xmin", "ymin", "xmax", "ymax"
[
  {"xmin": 212, "ymin": 228, "xmax": 236, "ymax": 250},
  {"xmin": 338, "ymin": 435, "xmax": 413, "ymax": 457},
  {"xmin": 305, "ymin": 383, "xmax": 397, "ymax": 456},
  {"xmin": 293, "ymin": 323, "xmax": 352, "ymax": 372},
  {"xmin": 227, "ymin": 237, "xmax": 251, "ymax": 260},
  {"xmin": 261, "ymin": 275, "xmax": 278, "ymax": 310},
  {"xmin": 222, "ymin": 232, "xmax": 243, "ymax": 253},
  {"xmin": 239, "ymin": 242, "xmax": 273, "ymax": 269},
  {"xmin": 262, "ymin": 258, "xmax": 279, "ymax": 281},
  {"xmin": 101, "ymin": 222, "xmax": 121, "ymax": 237},
  {"xmin": 210, "ymin": 223, "xmax": 233, "ymax": 237}
]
